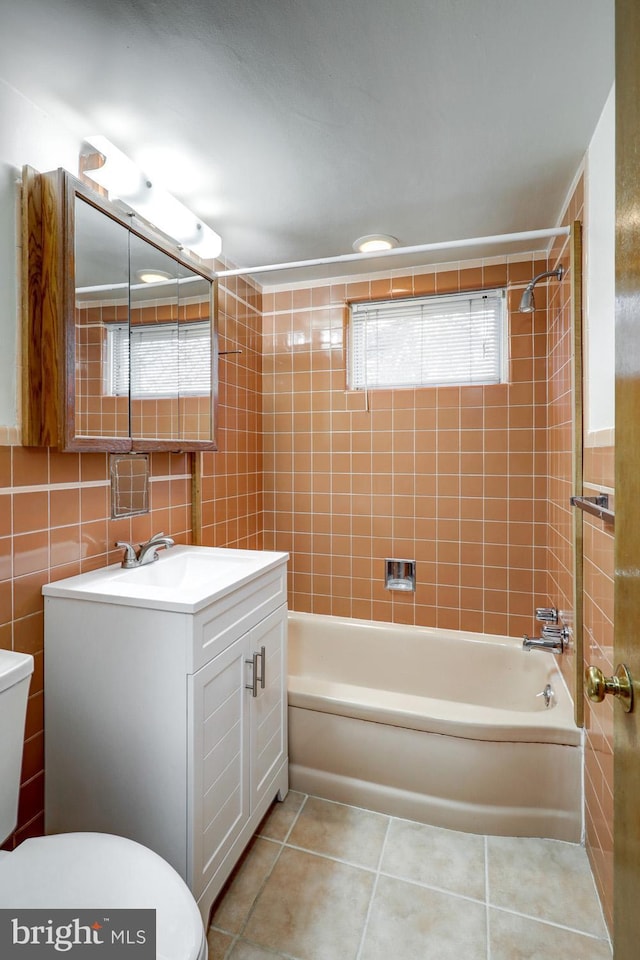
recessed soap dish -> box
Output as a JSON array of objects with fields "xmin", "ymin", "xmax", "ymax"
[{"xmin": 385, "ymin": 559, "xmax": 416, "ymax": 592}]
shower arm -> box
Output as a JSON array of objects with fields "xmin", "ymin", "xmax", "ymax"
[{"xmin": 523, "ymin": 265, "xmax": 564, "ymax": 293}]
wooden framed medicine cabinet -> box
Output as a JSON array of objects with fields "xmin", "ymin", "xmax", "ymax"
[{"xmin": 21, "ymin": 166, "xmax": 218, "ymax": 452}]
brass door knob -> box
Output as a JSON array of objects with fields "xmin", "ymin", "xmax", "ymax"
[{"xmin": 585, "ymin": 663, "xmax": 634, "ymax": 713}]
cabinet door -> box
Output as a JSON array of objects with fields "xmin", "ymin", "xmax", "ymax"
[
  {"xmin": 248, "ymin": 605, "xmax": 288, "ymax": 811},
  {"xmin": 188, "ymin": 634, "xmax": 250, "ymax": 898}
]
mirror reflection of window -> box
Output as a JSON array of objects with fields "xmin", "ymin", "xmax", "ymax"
[{"xmin": 128, "ymin": 236, "xmax": 213, "ymax": 442}]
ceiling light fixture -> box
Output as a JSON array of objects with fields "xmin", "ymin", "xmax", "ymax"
[
  {"xmin": 352, "ymin": 234, "xmax": 399, "ymax": 253},
  {"xmin": 136, "ymin": 269, "xmax": 173, "ymax": 284},
  {"xmin": 83, "ymin": 135, "xmax": 222, "ymax": 260}
]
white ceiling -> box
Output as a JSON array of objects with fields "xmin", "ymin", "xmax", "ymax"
[{"xmin": 0, "ymin": 0, "xmax": 613, "ymax": 283}]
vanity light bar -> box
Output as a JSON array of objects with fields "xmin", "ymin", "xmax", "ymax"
[{"xmin": 83, "ymin": 136, "xmax": 222, "ymax": 261}]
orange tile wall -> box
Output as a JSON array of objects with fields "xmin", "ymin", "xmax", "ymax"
[
  {"xmin": 262, "ymin": 258, "xmax": 549, "ymax": 636},
  {"xmin": 546, "ymin": 177, "xmax": 583, "ymax": 701},
  {"xmin": 199, "ymin": 274, "xmax": 263, "ymax": 549},
  {"xmin": 0, "ymin": 271, "xmax": 263, "ymax": 849}
]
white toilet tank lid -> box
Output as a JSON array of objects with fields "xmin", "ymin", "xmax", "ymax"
[
  {"xmin": 0, "ymin": 649, "xmax": 33, "ymax": 693},
  {"xmin": 0, "ymin": 833, "xmax": 205, "ymax": 960}
]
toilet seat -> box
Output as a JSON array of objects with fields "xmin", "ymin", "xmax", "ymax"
[{"xmin": 0, "ymin": 833, "xmax": 206, "ymax": 960}]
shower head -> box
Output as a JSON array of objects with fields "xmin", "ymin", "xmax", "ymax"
[{"xmin": 518, "ymin": 265, "xmax": 564, "ymax": 313}]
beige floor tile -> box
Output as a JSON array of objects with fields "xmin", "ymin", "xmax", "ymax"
[
  {"xmin": 207, "ymin": 927, "xmax": 235, "ymax": 959},
  {"xmin": 381, "ymin": 817, "xmax": 485, "ymax": 899},
  {"xmin": 287, "ymin": 796, "xmax": 388, "ymax": 869},
  {"xmin": 243, "ymin": 846, "xmax": 375, "ymax": 960},
  {"xmin": 257, "ymin": 790, "xmax": 306, "ymax": 842},
  {"xmin": 487, "ymin": 836, "xmax": 608, "ymax": 938},
  {"xmin": 489, "ymin": 909, "xmax": 613, "ymax": 959},
  {"xmin": 210, "ymin": 837, "xmax": 282, "ymax": 935},
  {"xmin": 230, "ymin": 942, "xmax": 291, "ymax": 960},
  {"xmin": 359, "ymin": 875, "xmax": 487, "ymax": 960}
]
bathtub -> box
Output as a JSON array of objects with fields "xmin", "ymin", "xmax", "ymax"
[{"xmin": 288, "ymin": 612, "xmax": 582, "ymax": 841}]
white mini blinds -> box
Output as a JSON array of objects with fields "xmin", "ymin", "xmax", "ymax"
[
  {"xmin": 348, "ymin": 288, "xmax": 506, "ymax": 390},
  {"xmin": 106, "ymin": 321, "xmax": 211, "ymax": 398}
]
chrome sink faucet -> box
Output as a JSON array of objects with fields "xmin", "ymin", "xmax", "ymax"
[{"xmin": 116, "ymin": 532, "xmax": 175, "ymax": 569}]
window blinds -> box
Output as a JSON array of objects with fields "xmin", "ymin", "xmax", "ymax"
[
  {"xmin": 349, "ymin": 288, "xmax": 505, "ymax": 390},
  {"xmin": 106, "ymin": 320, "xmax": 211, "ymax": 398}
]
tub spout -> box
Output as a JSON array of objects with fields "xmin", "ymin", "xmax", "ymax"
[{"xmin": 522, "ymin": 635, "xmax": 564, "ymax": 655}]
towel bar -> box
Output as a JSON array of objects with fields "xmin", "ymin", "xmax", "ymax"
[{"xmin": 570, "ymin": 494, "xmax": 615, "ymax": 527}]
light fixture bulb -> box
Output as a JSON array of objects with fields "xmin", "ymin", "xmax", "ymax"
[
  {"xmin": 353, "ymin": 234, "xmax": 399, "ymax": 253},
  {"xmin": 83, "ymin": 136, "xmax": 222, "ymax": 260}
]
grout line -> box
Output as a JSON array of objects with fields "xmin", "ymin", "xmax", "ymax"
[
  {"xmin": 0, "ymin": 473, "xmax": 190, "ymax": 497},
  {"xmin": 234, "ymin": 793, "xmax": 309, "ymax": 944},
  {"xmin": 487, "ymin": 904, "xmax": 611, "ymax": 942},
  {"xmin": 354, "ymin": 814, "xmax": 392, "ymax": 960},
  {"xmin": 282, "ymin": 841, "xmax": 378, "ymax": 875}
]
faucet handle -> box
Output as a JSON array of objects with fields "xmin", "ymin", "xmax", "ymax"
[
  {"xmin": 116, "ymin": 541, "xmax": 139, "ymax": 569},
  {"xmin": 535, "ymin": 607, "xmax": 558, "ymax": 623},
  {"xmin": 541, "ymin": 624, "xmax": 570, "ymax": 643}
]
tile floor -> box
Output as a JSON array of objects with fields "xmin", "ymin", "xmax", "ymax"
[{"xmin": 207, "ymin": 792, "xmax": 612, "ymax": 960}]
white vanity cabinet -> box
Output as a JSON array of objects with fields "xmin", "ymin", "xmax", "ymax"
[{"xmin": 43, "ymin": 548, "xmax": 288, "ymax": 923}]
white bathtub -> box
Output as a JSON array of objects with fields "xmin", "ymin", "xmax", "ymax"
[{"xmin": 288, "ymin": 612, "xmax": 582, "ymax": 841}]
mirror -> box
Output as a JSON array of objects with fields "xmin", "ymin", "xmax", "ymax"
[
  {"xmin": 21, "ymin": 165, "xmax": 217, "ymax": 453},
  {"xmin": 128, "ymin": 234, "xmax": 213, "ymax": 444},
  {"xmin": 74, "ymin": 197, "xmax": 130, "ymax": 440},
  {"xmin": 73, "ymin": 189, "xmax": 215, "ymax": 449}
]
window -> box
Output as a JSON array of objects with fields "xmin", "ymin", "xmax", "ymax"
[
  {"xmin": 348, "ymin": 288, "xmax": 506, "ymax": 390},
  {"xmin": 105, "ymin": 321, "xmax": 211, "ymax": 398}
]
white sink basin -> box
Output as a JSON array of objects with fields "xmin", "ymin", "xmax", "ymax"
[{"xmin": 42, "ymin": 545, "xmax": 288, "ymax": 613}]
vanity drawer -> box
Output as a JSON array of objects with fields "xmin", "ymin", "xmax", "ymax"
[{"xmin": 191, "ymin": 565, "xmax": 287, "ymax": 671}]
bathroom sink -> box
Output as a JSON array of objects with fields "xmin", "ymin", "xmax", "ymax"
[
  {"xmin": 42, "ymin": 545, "xmax": 288, "ymax": 613},
  {"xmin": 109, "ymin": 551, "xmax": 257, "ymax": 589}
]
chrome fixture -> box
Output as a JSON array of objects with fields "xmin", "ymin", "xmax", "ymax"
[
  {"xmin": 535, "ymin": 607, "xmax": 558, "ymax": 624},
  {"xmin": 585, "ymin": 663, "xmax": 634, "ymax": 713},
  {"xmin": 536, "ymin": 683, "xmax": 554, "ymax": 708},
  {"xmin": 570, "ymin": 494, "xmax": 615, "ymax": 527},
  {"xmin": 522, "ymin": 625, "xmax": 569, "ymax": 655},
  {"xmin": 116, "ymin": 532, "xmax": 175, "ymax": 569},
  {"xmin": 541, "ymin": 624, "xmax": 570, "ymax": 642},
  {"xmin": 518, "ymin": 265, "xmax": 564, "ymax": 313},
  {"xmin": 385, "ymin": 559, "xmax": 416, "ymax": 592},
  {"xmin": 245, "ymin": 645, "xmax": 266, "ymax": 698}
]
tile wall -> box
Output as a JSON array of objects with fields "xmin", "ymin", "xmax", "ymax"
[
  {"xmin": 583, "ymin": 446, "xmax": 615, "ymax": 932},
  {"xmin": 199, "ymin": 274, "xmax": 264, "ymax": 549},
  {"xmin": 546, "ymin": 178, "xmax": 583, "ymax": 701},
  {"xmin": 262, "ymin": 258, "xmax": 549, "ymax": 637},
  {"xmin": 546, "ymin": 172, "xmax": 614, "ymax": 932},
  {"xmin": 0, "ymin": 271, "xmax": 263, "ymax": 850}
]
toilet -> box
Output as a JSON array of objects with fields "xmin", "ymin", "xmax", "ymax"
[{"xmin": 0, "ymin": 649, "xmax": 207, "ymax": 960}]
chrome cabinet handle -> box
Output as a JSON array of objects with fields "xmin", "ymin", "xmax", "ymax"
[
  {"xmin": 585, "ymin": 663, "xmax": 634, "ymax": 713},
  {"xmin": 245, "ymin": 646, "xmax": 266, "ymax": 697},
  {"xmin": 245, "ymin": 652, "xmax": 259, "ymax": 698}
]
